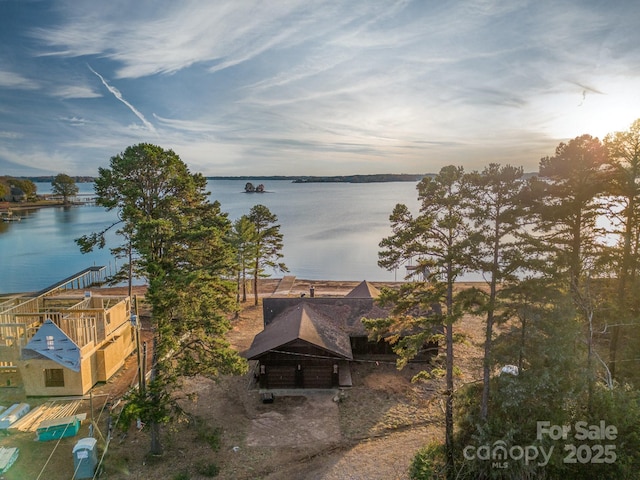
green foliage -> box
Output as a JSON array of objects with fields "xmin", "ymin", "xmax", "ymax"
[
  {"xmin": 374, "ymin": 165, "xmax": 478, "ymax": 479},
  {"xmin": 84, "ymin": 143, "xmax": 248, "ymax": 455},
  {"xmin": 411, "ymin": 369, "xmax": 434, "ymax": 383},
  {"xmin": 196, "ymin": 462, "xmax": 220, "ymax": 477},
  {"xmin": 617, "ymin": 321, "xmax": 640, "ymax": 385},
  {"xmin": 229, "ymin": 215, "xmax": 257, "ymax": 304},
  {"xmin": 580, "ymin": 385, "xmax": 640, "ymax": 479},
  {"xmin": 600, "ymin": 121, "xmax": 640, "ymax": 383},
  {"xmin": 0, "ymin": 176, "xmax": 36, "ymax": 199},
  {"xmin": 118, "ymin": 378, "xmax": 173, "ymax": 430},
  {"xmin": 172, "ymin": 472, "xmax": 190, "ymax": 480},
  {"xmin": 247, "ymin": 204, "xmax": 288, "ymax": 305},
  {"xmin": 463, "ymin": 163, "xmax": 529, "ymax": 421},
  {"xmin": 363, "ymin": 283, "xmax": 447, "ymax": 369},
  {"xmin": 411, "ymin": 368, "xmax": 447, "ymax": 383},
  {"xmin": 51, "ymin": 173, "xmax": 79, "ymax": 203},
  {"xmin": 463, "ymin": 163, "xmax": 528, "ymax": 286},
  {"xmin": 193, "ymin": 417, "xmax": 222, "ymax": 451},
  {"xmin": 397, "ymin": 125, "xmax": 640, "ymax": 478},
  {"xmin": 451, "ymin": 294, "xmax": 640, "ymax": 479},
  {"xmin": 453, "ymin": 380, "xmax": 640, "ymax": 479},
  {"xmin": 534, "ymin": 134, "xmax": 609, "ymax": 290},
  {"xmin": 410, "ymin": 442, "xmax": 447, "ymax": 479},
  {"xmin": 10, "ymin": 178, "xmax": 36, "ymax": 198}
]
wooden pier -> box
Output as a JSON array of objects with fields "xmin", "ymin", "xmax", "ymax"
[{"xmin": 33, "ymin": 266, "xmax": 107, "ymax": 297}]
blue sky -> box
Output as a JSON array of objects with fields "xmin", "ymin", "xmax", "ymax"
[{"xmin": 1, "ymin": 0, "xmax": 640, "ymax": 177}]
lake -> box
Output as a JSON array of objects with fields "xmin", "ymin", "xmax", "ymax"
[{"xmin": 0, "ymin": 180, "xmax": 421, "ymax": 293}]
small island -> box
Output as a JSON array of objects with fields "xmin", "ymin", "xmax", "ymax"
[{"xmin": 244, "ymin": 182, "xmax": 265, "ymax": 193}]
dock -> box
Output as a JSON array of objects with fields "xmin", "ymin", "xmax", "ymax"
[{"xmin": 33, "ymin": 266, "xmax": 107, "ymax": 297}]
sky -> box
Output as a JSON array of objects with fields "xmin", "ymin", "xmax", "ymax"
[{"xmin": 1, "ymin": 0, "xmax": 640, "ymax": 177}]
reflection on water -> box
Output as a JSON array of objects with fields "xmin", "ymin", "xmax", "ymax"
[
  {"xmin": 0, "ymin": 180, "xmax": 421, "ymax": 293},
  {"xmin": 54, "ymin": 206, "xmax": 80, "ymax": 224}
]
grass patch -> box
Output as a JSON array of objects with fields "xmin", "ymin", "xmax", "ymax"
[
  {"xmin": 193, "ymin": 416, "xmax": 223, "ymax": 451},
  {"xmin": 197, "ymin": 462, "xmax": 220, "ymax": 477}
]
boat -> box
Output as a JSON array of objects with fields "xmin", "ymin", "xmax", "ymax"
[{"xmin": 1, "ymin": 211, "xmax": 20, "ymax": 222}]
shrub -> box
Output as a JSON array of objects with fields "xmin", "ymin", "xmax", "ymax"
[
  {"xmin": 197, "ymin": 462, "xmax": 220, "ymax": 477},
  {"xmin": 195, "ymin": 422, "xmax": 222, "ymax": 451},
  {"xmin": 410, "ymin": 441, "xmax": 446, "ymax": 479}
]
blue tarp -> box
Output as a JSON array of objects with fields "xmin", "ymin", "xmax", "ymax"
[{"xmin": 21, "ymin": 320, "xmax": 81, "ymax": 371}]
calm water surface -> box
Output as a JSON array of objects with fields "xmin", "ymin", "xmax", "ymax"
[{"xmin": 0, "ymin": 180, "xmax": 420, "ymax": 293}]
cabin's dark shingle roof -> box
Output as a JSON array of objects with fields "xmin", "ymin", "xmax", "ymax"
[{"xmin": 245, "ymin": 302, "xmax": 353, "ymax": 360}]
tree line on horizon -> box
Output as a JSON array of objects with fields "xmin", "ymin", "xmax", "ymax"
[
  {"xmin": 1, "ymin": 173, "xmax": 83, "ymax": 205},
  {"xmin": 366, "ymin": 119, "xmax": 640, "ymax": 479},
  {"xmin": 0, "ymin": 176, "xmax": 37, "ymax": 200}
]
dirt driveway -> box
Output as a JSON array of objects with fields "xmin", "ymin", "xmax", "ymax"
[{"xmin": 246, "ymin": 393, "xmax": 340, "ymax": 448}]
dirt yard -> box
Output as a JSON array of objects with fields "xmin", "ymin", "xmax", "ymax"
[{"xmin": 0, "ymin": 279, "xmax": 486, "ymax": 480}]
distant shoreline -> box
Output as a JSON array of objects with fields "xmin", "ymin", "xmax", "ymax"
[
  {"xmin": 16, "ymin": 174, "xmax": 427, "ymax": 183},
  {"xmin": 1, "ymin": 199, "xmax": 67, "ymax": 212},
  {"xmin": 19, "ymin": 172, "xmax": 542, "ymax": 184},
  {"xmin": 210, "ymin": 173, "xmax": 426, "ymax": 183},
  {"xmin": 0, "ymin": 278, "xmax": 489, "ymax": 299}
]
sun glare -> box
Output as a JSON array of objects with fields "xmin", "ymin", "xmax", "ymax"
[{"xmin": 538, "ymin": 78, "xmax": 640, "ymax": 140}]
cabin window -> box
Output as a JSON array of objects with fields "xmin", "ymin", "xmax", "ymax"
[{"xmin": 44, "ymin": 368, "xmax": 65, "ymax": 387}]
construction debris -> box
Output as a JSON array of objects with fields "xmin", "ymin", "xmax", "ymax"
[
  {"xmin": 8, "ymin": 399, "xmax": 83, "ymax": 433},
  {"xmin": 0, "ymin": 447, "xmax": 19, "ymax": 474},
  {"xmin": 0, "ymin": 403, "xmax": 30, "ymax": 429}
]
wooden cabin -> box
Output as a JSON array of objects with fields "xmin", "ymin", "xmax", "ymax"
[
  {"xmin": 245, "ymin": 303, "xmax": 352, "ymax": 389},
  {"xmin": 246, "ymin": 281, "xmax": 439, "ymax": 391}
]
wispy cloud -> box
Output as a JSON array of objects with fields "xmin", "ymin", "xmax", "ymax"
[
  {"xmin": 53, "ymin": 85, "xmax": 101, "ymax": 99},
  {"xmin": 0, "ymin": 69, "xmax": 39, "ymax": 89},
  {"xmin": 2, "ymin": 0, "xmax": 640, "ymax": 177},
  {"xmin": 87, "ymin": 65, "xmax": 156, "ymax": 133},
  {"xmin": 0, "ymin": 131, "xmax": 23, "ymax": 139},
  {"xmin": 152, "ymin": 114, "xmax": 229, "ymax": 135},
  {"xmin": 58, "ymin": 116, "xmax": 89, "ymax": 127},
  {"xmin": 0, "ymin": 145, "xmax": 76, "ymax": 173}
]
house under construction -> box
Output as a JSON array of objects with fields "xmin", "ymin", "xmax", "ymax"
[{"xmin": 0, "ymin": 267, "xmax": 135, "ymax": 396}]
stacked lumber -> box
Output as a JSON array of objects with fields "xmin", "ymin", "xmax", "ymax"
[{"xmin": 9, "ymin": 399, "xmax": 83, "ymax": 433}]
